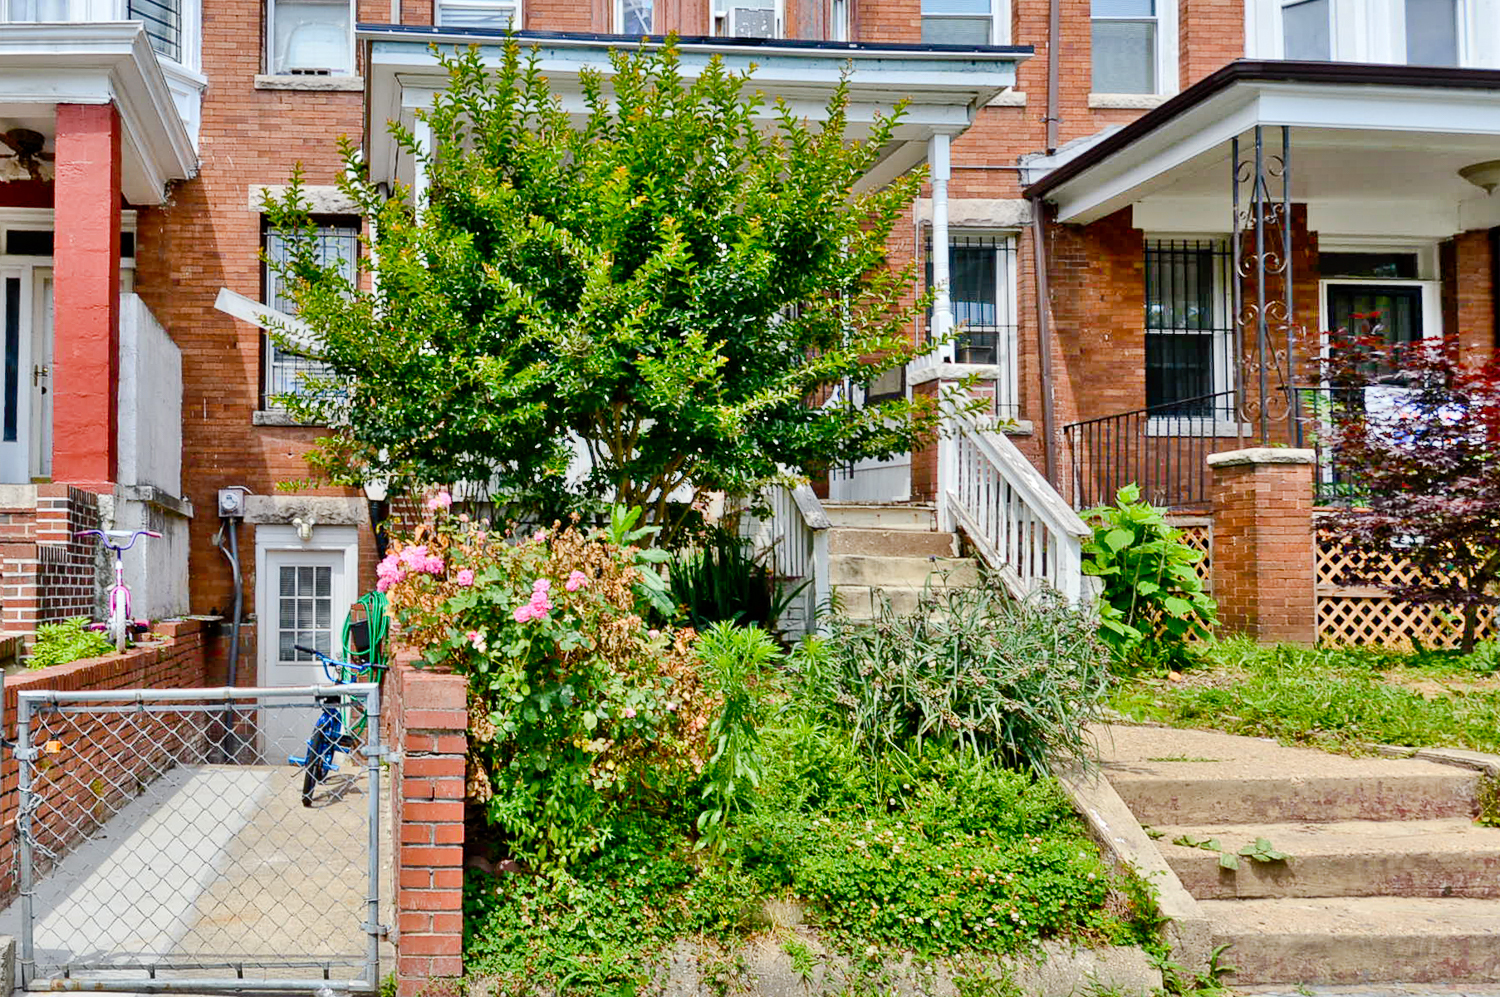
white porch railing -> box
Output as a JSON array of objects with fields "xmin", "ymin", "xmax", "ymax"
[
  {"xmin": 750, "ymin": 482, "xmax": 830, "ymax": 635},
  {"xmin": 940, "ymin": 411, "xmax": 1092, "ymax": 605}
]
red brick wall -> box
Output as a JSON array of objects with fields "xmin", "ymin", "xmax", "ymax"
[
  {"xmin": 1440, "ymin": 230, "xmax": 1497, "ymax": 357},
  {"xmin": 0, "ymin": 618, "xmax": 212, "ymax": 899},
  {"xmin": 386, "ymin": 656, "xmax": 467, "ymax": 996},
  {"xmin": 0, "ymin": 488, "xmax": 102, "ymax": 636},
  {"xmin": 1180, "ymin": 0, "xmax": 1244, "ymax": 88},
  {"xmin": 1209, "ymin": 453, "xmax": 1316, "ymax": 643}
]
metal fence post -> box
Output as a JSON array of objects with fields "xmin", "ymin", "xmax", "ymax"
[
  {"xmin": 17, "ymin": 695, "xmax": 35, "ymax": 989},
  {"xmin": 364, "ymin": 686, "xmax": 383, "ymax": 991}
]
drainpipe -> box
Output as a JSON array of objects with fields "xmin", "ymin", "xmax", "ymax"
[
  {"xmin": 1031, "ymin": 196, "xmax": 1060, "ymax": 488},
  {"xmin": 1046, "ymin": 0, "xmax": 1061, "ymax": 154}
]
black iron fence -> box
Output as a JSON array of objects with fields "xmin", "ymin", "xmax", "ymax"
[{"xmin": 1063, "ymin": 386, "xmax": 1364, "ymax": 511}]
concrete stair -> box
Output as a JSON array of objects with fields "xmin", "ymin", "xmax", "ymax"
[
  {"xmin": 820, "ymin": 503, "xmax": 978, "ymax": 621},
  {"xmin": 1099, "ymin": 725, "xmax": 1500, "ymax": 986}
]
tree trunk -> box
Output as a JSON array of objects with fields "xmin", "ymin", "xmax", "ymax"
[{"xmin": 1462, "ymin": 601, "xmax": 1480, "ymax": 655}]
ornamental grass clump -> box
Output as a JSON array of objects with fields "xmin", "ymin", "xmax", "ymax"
[
  {"xmin": 380, "ymin": 504, "xmax": 719, "ymax": 870},
  {"xmin": 802, "ymin": 581, "xmax": 1114, "ymax": 773}
]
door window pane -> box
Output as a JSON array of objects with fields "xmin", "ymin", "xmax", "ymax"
[
  {"xmin": 1327, "ymin": 285, "xmax": 1423, "ymax": 346},
  {"xmin": 1282, "ymin": 0, "xmax": 1331, "ymax": 59},
  {"xmin": 1092, "ymin": 0, "xmax": 1157, "ymax": 94},
  {"xmin": 278, "ymin": 563, "xmax": 337, "ymax": 662},
  {"xmin": 1406, "ymin": 0, "xmax": 1459, "ymax": 65}
]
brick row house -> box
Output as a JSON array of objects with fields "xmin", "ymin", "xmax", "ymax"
[{"xmin": 0, "ymin": 0, "xmax": 1496, "ymax": 675}]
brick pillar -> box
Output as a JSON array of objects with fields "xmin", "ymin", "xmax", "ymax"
[
  {"xmin": 52, "ymin": 103, "xmax": 122, "ymax": 491},
  {"xmin": 390, "ymin": 658, "xmax": 467, "ymax": 995},
  {"xmin": 1208, "ymin": 448, "xmax": 1317, "ymax": 644}
]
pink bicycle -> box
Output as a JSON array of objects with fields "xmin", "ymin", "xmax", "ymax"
[{"xmin": 76, "ymin": 529, "xmax": 161, "ymax": 653}]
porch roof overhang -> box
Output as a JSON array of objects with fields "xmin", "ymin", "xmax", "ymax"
[
  {"xmin": 1026, "ymin": 60, "xmax": 1500, "ymax": 237},
  {"xmin": 359, "ymin": 26, "xmax": 1031, "ymax": 196},
  {"xmin": 0, "ymin": 22, "xmax": 198, "ymax": 205}
]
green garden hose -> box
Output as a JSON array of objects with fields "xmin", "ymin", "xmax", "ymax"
[{"xmin": 343, "ymin": 589, "xmax": 391, "ymax": 676}]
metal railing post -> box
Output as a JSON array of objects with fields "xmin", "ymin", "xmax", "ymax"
[
  {"xmin": 364, "ymin": 686, "xmax": 383, "ymax": 991},
  {"xmin": 17, "ymin": 695, "xmax": 35, "ymax": 989}
]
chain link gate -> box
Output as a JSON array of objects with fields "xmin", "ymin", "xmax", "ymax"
[{"xmin": 9, "ymin": 684, "xmax": 385, "ymax": 994}]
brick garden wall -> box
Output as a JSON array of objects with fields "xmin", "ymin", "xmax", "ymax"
[
  {"xmin": 386, "ymin": 656, "xmax": 467, "ymax": 996},
  {"xmin": 0, "ymin": 619, "xmax": 213, "ymax": 900},
  {"xmin": 0, "ymin": 487, "xmax": 103, "ymax": 638}
]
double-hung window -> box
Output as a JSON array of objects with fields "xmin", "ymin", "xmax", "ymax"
[
  {"xmin": 267, "ymin": 0, "xmax": 353, "ymax": 75},
  {"xmin": 1144, "ymin": 239, "xmax": 1233, "ymax": 422},
  {"xmin": 263, "ymin": 220, "xmax": 357, "ymax": 410},
  {"xmin": 926, "ymin": 233, "xmax": 1020, "ymax": 419},
  {"xmin": 617, "ymin": 0, "xmax": 653, "ymax": 33},
  {"xmin": 920, "ymin": 0, "xmax": 1001, "ymax": 44},
  {"xmin": 1281, "ymin": 0, "xmax": 1331, "ymax": 59},
  {"xmin": 436, "ymin": 0, "xmax": 518, "ymax": 28},
  {"xmin": 713, "ymin": 0, "xmax": 779, "ymax": 37},
  {"xmin": 1092, "ymin": 0, "xmax": 1157, "ymax": 93}
]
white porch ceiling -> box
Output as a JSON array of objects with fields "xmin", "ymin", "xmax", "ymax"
[
  {"xmin": 1039, "ymin": 74, "xmax": 1500, "ymax": 237},
  {"xmin": 0, "ymin": 22, "xmax": 198, "ymax": 204},
  {"xmin": 360, "ymin": 28, "xmax": 1030, "ymax": 198}
]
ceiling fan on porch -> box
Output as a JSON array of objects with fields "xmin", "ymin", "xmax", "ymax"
[{"xmin": 0, "ymin": 129, "xmax": 55, "ymax": 184}]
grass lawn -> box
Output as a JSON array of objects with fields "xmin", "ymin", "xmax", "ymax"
[{"xmin": 1111, "ymin": 636, "xmax": 1500, "ymax": 755}]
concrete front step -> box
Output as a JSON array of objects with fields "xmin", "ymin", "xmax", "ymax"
[
  {"xmin": 1098, "ymin": 726, "xmax": 1478, "ymax": 825},
  {"xmin": 830, "ymin": 554, "xmax": 980, "ymax": 589},
  {"xmin": 1204, "ymin": 897, "xmax": 1500, "ymax": 984},
  {"xmin": 821, "ymin": 503, "xmax": 937, "ymax": 532},
  {"xmin": 1157, "ymin": 818, "xmax": 1500, "ymax": 900},
  {"xmin": 836, "ymin": 585, "xmax": 943, "ymax": 620},
  {"xmin": 828, "ymin": 527, "xmax": 956, "ymax": 558}
]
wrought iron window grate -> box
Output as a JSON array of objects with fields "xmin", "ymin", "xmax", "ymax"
[
  {"xmin": 128, "ymin": 0, "xmax": 182, "ymax": 62},
  {"xmin": 924, "ymin": 232, "xmax": 1020, "ymax": 419},
  {"xmin": 1145, "ymin": 238, "xmax": 1234, "ymax": 421}
]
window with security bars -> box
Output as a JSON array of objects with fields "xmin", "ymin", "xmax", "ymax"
[
  {"xmin": 1144, "ymin": 239, "xmax": 1233, "ymax": 417},
  {"xmin": 262, "ymin": 220, "xmax": 357, "ymax": 409},
  {"xmin": 925, "ymin": 233, "xmax": 1020, "ymax": 418},
  {"xmin": 278, "ymin": 564, "xmax": 333, "ymax": 661}
]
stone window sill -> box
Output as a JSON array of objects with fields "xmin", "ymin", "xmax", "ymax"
[
  {"xmin": 1088, "ymin": 92, "xmax": 1169, "ymax": 110},
  {"xmin": 987, "ymin": 89, "xmax": 1027, "ymax": 107},
  {"xmin": 255, "ymin": 74, "xmax": 364, "ymax": 92},
  {"xmin": 253, "ymin": 410, "xmax": 326, "ymax": 428}
]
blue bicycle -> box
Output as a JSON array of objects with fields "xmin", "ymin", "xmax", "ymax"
[{"xmin": 290, "ymin": 644, "xmax": 375, "ymax": 807}]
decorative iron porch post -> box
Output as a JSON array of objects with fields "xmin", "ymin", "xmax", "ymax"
[{"xmin": 1230, "ymin": 125, "xmax": 1300, "ymax": 446}]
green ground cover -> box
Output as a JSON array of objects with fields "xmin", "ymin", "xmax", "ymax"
[{"xmin": 1111, "ymin": 636, "xmax": 1500, "ymax": 754}]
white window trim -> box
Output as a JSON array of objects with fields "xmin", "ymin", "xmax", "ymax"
[
  {"xmin": 265, "ymin": 0, "xmax": 357, "ymax": 77},
  {"xmin": 614, "ymin": 0, "xmax": 653, "ymax": 33},
  {"xmin": 1089, "ymin": 0, "xmax": 1178, "ymax": 99},
  {"xmin": 435, "ymin": 0, "xmax": 521, "ymax": 29},
  {"xmin": 1317, "ymin": 277, "xmax": 1443, "ymax": 344},
  {"xmin": 930, "ymin": 227, "xmax": 1021, "ymax": 419},
  {"xmin": 919, "ymin": 0, "xmax": 1013, "ymax": 45},
  {"xmin": 1248, "ymin": 0, "xmax": 1493, "ymax": 67},
  {"xmin": 831, "ymin": 0, "xmax": 849, "ymax": 40}
]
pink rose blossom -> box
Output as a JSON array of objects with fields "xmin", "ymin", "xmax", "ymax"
[
  {"xmin": 648, "ymin": 629, "xmax": 660, "ymax": 639},
  {"xmin": 513, "ymin": 604, "xmax": 537, "ymax": 623},
  {"xmin": 456, "ymin": 569, "xmax": 475, "ymax": 586},
  {"xmin": 398, "ymin": 545, "xmax": 429, "ymax": 570},
  {"xmin": 376, "ymin": 577, "xmax": 394, "ymax": 594},
  {"xmin": 533, "ymin": 529, "xmax": 546, "ymax": 542},
  {"xmin": 624, "ymin": 707, "xmax": 636, "ymax": 719},
  {"xmin": 566, "ymin": 571, "xmax": 589, "ymax": 592},
  {"xmin": 422, "ymin": 555, "xmax": 445, "ymax": 575},
  {"xmin": 426, "ymin": 489, "xmax": 452, "ymax": 512},
  {"xmin": 532, "ymin": 578, "xmax": 551, "ymax": 594}
]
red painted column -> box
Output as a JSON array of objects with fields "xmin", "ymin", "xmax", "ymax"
[{"xmin": 52, "ymin": 103, "xmax": 122, "ymax": 491}]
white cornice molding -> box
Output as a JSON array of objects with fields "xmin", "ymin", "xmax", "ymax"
[{"xmin": 0, "ymin": 22, "xmax": 198, "ymax": 203}]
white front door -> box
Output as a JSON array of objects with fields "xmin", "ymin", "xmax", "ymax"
[
  {"xmin": 29, "ymin": 267, "xmax": 52, "ymax": 481},
  {"xmin": 256, "ymin": 527, "xmax": 360, "ymax": 755},
  {"xmin": 0, "ymin": 268, "xmax": 34, "ymax": 484}
]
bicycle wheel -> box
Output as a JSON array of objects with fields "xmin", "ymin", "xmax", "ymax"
[
  {"xmin": 301, "ymin": 728, "xmax": 330, "ymax": 807},
  {"xmin": 107, "ymin": 595, "xmax": 128, "ymax": 654}
]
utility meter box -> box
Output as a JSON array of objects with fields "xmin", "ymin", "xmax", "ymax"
[{"xmin": 217, "ymin": 488, "xmax": 247, "ymax": 518}]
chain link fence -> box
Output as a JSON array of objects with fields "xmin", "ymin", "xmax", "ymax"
[{"xmin": 7, "ymin": 685, "xmax": 384, "ymax": 994}]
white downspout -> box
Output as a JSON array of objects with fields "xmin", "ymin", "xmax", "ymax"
[{"xmin": 929, "ymin": 131, "xmax": 954, "ymax": 361}]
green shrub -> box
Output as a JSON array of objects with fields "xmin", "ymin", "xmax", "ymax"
[
  {"xmin": 667, "ymin": 529, "xmax": 798, "ymax": 631},
  {"xmin": 1081, "ymin": 485, "xmax": 1217, "ymax": 667},
  {"xmin": 805, "ymin": 583, "xmax": 1113, "ymax": 773},
  {"xmin": 694, "ymin": 622, "xmax": 778, "ymax": 856},
  {"xmin": 28, "ymin": 618, "xmax": 115, "ymax": 669}
]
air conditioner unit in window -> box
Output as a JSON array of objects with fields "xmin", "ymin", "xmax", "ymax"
[{"xmin": 728, "ymin": 5, "xmax": 776, "ymax": 37}]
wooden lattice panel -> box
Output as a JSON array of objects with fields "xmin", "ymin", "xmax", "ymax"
[
  {"xmin": 1166, "ymin": 516, "xmax": 1213, "ymax": 593},
  {"xmin": 1316, "ymin": 533, "xmax": 1496, "ymax": 650}
]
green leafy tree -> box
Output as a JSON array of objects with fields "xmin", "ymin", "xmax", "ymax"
[
  {"xmin": 266, "ymin": 39, "xmax": 947, "ymax": 541},
  {"xmin": 1082, "ymin": 484, "xmax": 1217, "ymax": 665}
]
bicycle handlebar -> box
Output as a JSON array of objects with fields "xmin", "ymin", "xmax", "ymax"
[
  {"xmin": 294, "ymin": 644, "xmax": 374, "ymax": 684},
  {"xmin": 75, "ymin": 529, "xmax": 162, "ymax": 552}
]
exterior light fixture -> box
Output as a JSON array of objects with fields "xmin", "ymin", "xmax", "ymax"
[{"xmin": 1459, "ymin": 160, "xmax": 1500, "ymax": 195}]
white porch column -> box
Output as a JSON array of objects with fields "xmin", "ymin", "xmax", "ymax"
[
  {"xmin": 412, "ymin": 116, "xmax": 432, "ymax": 211},
  {"xmin": 929, "ymin": 131, "xmax": 954, "ymax": 360}
]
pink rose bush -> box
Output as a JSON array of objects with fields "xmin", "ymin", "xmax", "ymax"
[{"xmin": 376, "ymin": 508, "xmax": 717, "ymax": 869}]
